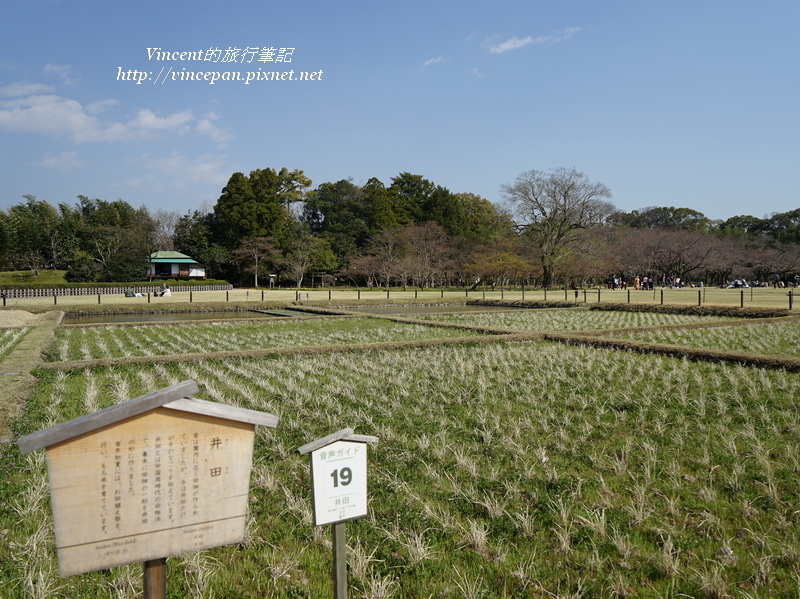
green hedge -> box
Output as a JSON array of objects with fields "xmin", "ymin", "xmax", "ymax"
[
  {"xmin": 588, "ymin": 302, "xmax": 791, "ymax": 319},
  {"xmin": 466, "ymin": 299, "xmax": 583, "ymax": 309}
]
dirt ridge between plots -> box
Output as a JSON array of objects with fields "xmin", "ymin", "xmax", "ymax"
[
  {"xmin": 543, "ymin": 332, "xmax": 800, "ymax": 372},
  {"xmin": 0, "ymin": 311, "xmax": 63, "ymax": 443}
]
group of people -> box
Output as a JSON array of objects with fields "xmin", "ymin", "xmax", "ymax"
[
  {"xmin": 607, "ymin": 274, "xmax": 682, "ymax": 290},
  {"xmin": 124, "ymin": 283, "xmax": 171, "ymax": 297}
]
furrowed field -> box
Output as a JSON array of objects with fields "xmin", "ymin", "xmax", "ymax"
[{"xmin": 1, "ymin": 303, "xmax": 800, "ymax": 598}]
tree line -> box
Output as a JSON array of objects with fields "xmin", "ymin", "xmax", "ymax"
[{"xmin": 2, "ymin": 166, "xmax": 799, "ymax": 287}]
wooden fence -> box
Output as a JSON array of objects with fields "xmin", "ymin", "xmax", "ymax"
[{"xmin": 0, "ymin": 284, "xmax": 233, "ymax": 299}]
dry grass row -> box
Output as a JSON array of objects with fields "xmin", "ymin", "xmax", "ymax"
[{"xmin": 38, "ymin": 333, "xmax": 540, "ymax": 372}]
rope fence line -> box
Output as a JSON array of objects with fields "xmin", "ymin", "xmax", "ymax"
[{"xmin": 0, "ymin": 285, "xmax": 794, "ymax": 310}]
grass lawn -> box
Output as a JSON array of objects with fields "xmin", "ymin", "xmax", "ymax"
[{"xmin": 0, "ymin": 270, "xmax": 69, "ymax": 286}]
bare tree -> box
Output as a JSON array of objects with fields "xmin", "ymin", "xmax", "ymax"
[
  {"xmin": 231, "ymin": 237, "xmax": 282, "ymax": 288},
  {"xmin": 398, "ymin": 222, "xmax": 452, "ymax": 288},
  {"xmin": 501, "ymin": 167, "xmax": 614, "ymax": 286},
  {"xmin": 153, "ymin": 209, "xmax": 180, "ymax": 250}
]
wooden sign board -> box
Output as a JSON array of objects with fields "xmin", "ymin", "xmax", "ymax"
[{"xmin": 17, "ymin": 381, "xmax": 278, "ymax": 577}]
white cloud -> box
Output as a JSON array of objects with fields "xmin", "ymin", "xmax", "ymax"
[
  {"xmin": 44, "ymin": 63, "xmax": 80, "ymax": 86},
  {"xmin": 423, "ymin": 56, "xmax": 445, "ymax": 67},
  {"xmin": 85, "ymin": 98, "xmax": 120, "ymax": 115},
  {"xmin": 130, "ymin": 108, "xmax": 193, "ymax": 132},
  {"xmin": 0, "ymin": 86, "xmax": 229, "ymax": 145},
  {"xmin": 133, "ymin": 151, "xmax": 232, "ymax": 188},
  {"xmin": 32, "ymin": 151, "xmax": 87, "ymax": 172},
  {"xmin": 489, "ymin": 35, "xmax": 539, "ymax": 54},
  {"xmin": 195, "ymin": 113, "xmax": 232, "ymax": 146},
  {"xmin": 488, "ymin": 27, "xmax": 583, "ymax": 54},
  {"xmin": 0, "ymin": 81, "xmax": 53, "ymax": 97}
]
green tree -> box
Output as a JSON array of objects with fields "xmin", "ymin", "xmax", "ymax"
[
  {"xmin": 767, "ymin": 209, "xmax": 800, "ymax": 244},
  {"xmin": 718, "ymin": 214, "xmax": 770, "ymax": 238},
  {"xmin": 388, "ymin": 172, "xmax": 432, "ymax": 224},
  {"xmin": 70, "ymin": 196, "xmax": 157, "ymax": 281},
  {"xmin": 7, "ymin": 195, "xmax": 63, "ymax": 269},
  {"xmin": 610, "ymin": 206, "xmax": 711, "ymax": 232},
  {"xmin": 213, "ymin": 168, "xmax": 311, "ymax": 248},
  {"xmin": 454, "ymin": 193, "xmax": 515, "ymax": 241},
  {"xmin": 303, "ymin": 179, "xmax": 370, "ymax": 266},
  {"xmin": 362, "ymin": 178, "xmax": 399, "ymax": 234}
]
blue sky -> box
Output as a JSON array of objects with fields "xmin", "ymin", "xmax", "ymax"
[{"xmin": 1, "ymin": 0, "xmax": 797, "ymax": 221}]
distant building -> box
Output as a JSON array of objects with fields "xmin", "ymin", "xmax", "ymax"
[{"xmin": 147, "ymin": 251, "xmax": 207, "ymax": 280}]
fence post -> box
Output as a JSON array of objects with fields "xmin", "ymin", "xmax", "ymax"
[
  {"xmin": 660, "ymin": 290, "xmax": 664, "ymax": 305},
  {"xmin": 790, "ymin": 290, "xmax": 794, "ymax": 310},
  {"xmin": 415, "ymin": 289, "xmax": 418, "ymax": 299},
  {"xmin": 329, "ymin": 290, "xmax": 332, "ymax": 300},
  {"xmin": 386, "ymin": 288, "xmax": 390, "ymax": 299},
  {"xmin": 226, "ymin": 291, "xmax": 229, "ymax": 302},
  {"xmin": 740, "ymin": 289, "xmax": 744, "ymax": 308},
  {"xmin": 544, "ymin": 288, "xmax": 547, "ymax": 301},
  {"xmin": 262, "ymin": 290, "xmax": 265, "ymax": 301},
  {"xmin": 54, "ymin": 294, "xmax": 57, "ymax": 305},
  {"xmin": 148, "ymin": 293, "xmax": 151, "ymax": 303},
  {"xmin": 522, "ymin": 286, "xmax": 525, "ymax": 300},
  {"xmin": 698, "ymin": 290, "xmax": 702, "ymax": 306},
  {"xmin": 597, "ymin": 289, "xmax": 601, "ymax": 303},
  {"xmin": 627, "ymin": 290, "xmax": 630, "ymax": 304},
  {"xmin": 358, "ymin": 289, "xmax": 361, "ymax": 300},
  {"xmin": 501, "ymin": 289, "xmax": 504, "ymax": 300},
  {"xmin": 564, "ymin": 288, "xmax": 568, "ymax": 301},
  {"xmin": 98, "ymin": 293, "xmax": 101, "ymax": 305}
]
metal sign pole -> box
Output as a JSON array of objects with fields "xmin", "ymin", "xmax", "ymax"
[
  {"xmin": 298, "ymin": 428, "xmax": 378, "ymax": 599},
  {"xmin": 332, "ymin": 522, "xmax": 347, "ymax": 599}
]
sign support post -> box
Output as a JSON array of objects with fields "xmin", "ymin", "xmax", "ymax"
[
  {"xmin": 298, "ymin": 428, "xmax": 378, "ymax": 599},
  {"xmin": 144, "ymin": 558, "xmax": 166, "ymax": 599},
  {"xmin": 333, "ymin": 521, "xmax": 347, "ymax": 598}
]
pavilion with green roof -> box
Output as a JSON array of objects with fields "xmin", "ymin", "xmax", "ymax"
[{"xmin": 146, "ymin": 251, "xmax": 207, "ymax": 280}]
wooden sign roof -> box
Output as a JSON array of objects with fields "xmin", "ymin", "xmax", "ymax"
[{"xmin": 18, "ymin": 380, "xmax": 278, "ymax": 454}]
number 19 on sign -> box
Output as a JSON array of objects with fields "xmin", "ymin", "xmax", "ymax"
[
  {"xmin": 330, "ymin": 466, "xmax": 351, "ymax": 488},
  {"xmin": 310, "ymin": 441, "xmax": 368, "ymax": 526}
]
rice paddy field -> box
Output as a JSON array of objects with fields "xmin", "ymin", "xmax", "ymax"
[
  {"xmin": 614, "ymin": 319, "xmax": 800, "ymax": 359},
  {"xmin": 44, "ymin": 317, "xmax": 481, "ymax": 362},
  {"xmin": 413, "ymin": 308, "xmax": 727, "ymax": 332},
  {"xmin": 2, "ymin": 303, "xmax": 800, "ymax": 598}
]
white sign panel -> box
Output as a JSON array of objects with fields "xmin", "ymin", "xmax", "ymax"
[{"xmin": 310, "ymin": 440, "xmax": 368, "ymax": 525}]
